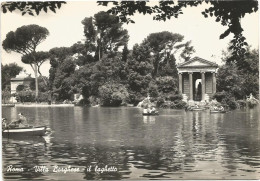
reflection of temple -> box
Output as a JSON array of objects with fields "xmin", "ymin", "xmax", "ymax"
[{"xmin": 177, "ymin": 57, "xmax": 218, "ymax": 102}]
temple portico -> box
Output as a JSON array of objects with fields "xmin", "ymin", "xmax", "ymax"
[{"xmin": 177, "ymin": 57, "xmax": 218, "ymax": 102}]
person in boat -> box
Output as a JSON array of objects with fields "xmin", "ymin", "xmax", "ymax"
[
  {"xmin": 218, "ymin": 106, "xmax": 224, "ymax": 111},
  {"xmin": 2, "ymin": 118, "xmax": 7, "ymax": 129},
  {"xmin": 10, "ymin": 113, "xmax": 29, "ymax": 128},
  {"xmin": 147, "ymin": 106, "xmax": 151, "ymax": 113},
  {"xmin": 143, "ymin": 105, "xmax": 148, "ymax": 114},
  {"xmin": 151, "ymin": 106, "xmax": 157, "ymax": 113}
]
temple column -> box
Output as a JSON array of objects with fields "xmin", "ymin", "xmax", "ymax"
[
  {"xmin": 189, "ymin": 72, "xmax": 193, "ymax": 100},
  {"xmin": 201, "ymin": 72, "xmax": 205, "ymax": 101},
  {"xmin": 212, "ymin": 72, "xmax": 216, "ymax": 94},
  {"xmin": 178, "ymin": 73, "xmax": 183, "ymax": 94}
]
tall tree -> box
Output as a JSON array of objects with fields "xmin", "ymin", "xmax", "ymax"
[
  {"xmin": 1, "ymin": 63, "xmax": 23, "ymax": 90},
  {"xmin": 49, "ymin": 47, "xmax": 73, "ymax": 90},
  {"xmin": 2, "ymin": 24, "xmax": 49, "ymax": 99},
  {"xmin": 81, "ymin": 11, "xmax": 129, "ymax": 61},
  {"xmin": 141, "ymin": 31, "xmax": 194, "ymax": 77},
  {"xmin": 21, "ymin": 51, "xmax": 50, "ymax": 87}
]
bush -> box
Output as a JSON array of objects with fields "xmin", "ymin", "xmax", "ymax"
[
  {"xmin": 174, "ymin": 100, "xmax": 188, "ymax": 109},
  {"xmin": 16, "ymin": 90, "xmax": 36, "ymax": 102},
  {"xmin": 237, "ymin": 100, "xmax": 247, "ymax": 108},
  {"xmin": 156, "ymin": 76, "xmax": 178, "ymax": 94},
  {"xmin": 213, "ymin": 91, "xmax": 227, "ymax": 102},
  {"xmin": 99, "ymin": 83, "xmax": 129, "ymax": 106},
  {"xmin": 38, "ymin": 92, "xmax": 48, "ymax": 102},
  {"xmin": 156, "ymin": 97, "xmax": 165, "ymax": 107},
  {"xmin": 148, "ymin": 82, "xmax": 159, "ymax": 98},
  {"xmin": 169, "ymin": 94, "xmax": 183, "ymax": 102}
]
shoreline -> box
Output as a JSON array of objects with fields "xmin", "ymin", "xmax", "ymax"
[{"xmin": 5, "ymin": 104, "xmax": 75, "ymax": 107}]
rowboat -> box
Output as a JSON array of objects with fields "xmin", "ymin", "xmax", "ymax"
[
  {"xmin": 210, "ymin": 110, "xmax": 227, "ymax": 113},
  {"xmin": 3, "ymin": 126, "xmax": 47, "ymax": 137},
  {"xmin": 190, "ymin": 108, "xmax": 206, "ymax": 111},
  {"xmin": 2, "ymin": 104, "xmax": 15, "ymax": 107},
  {"xmin": 142, "ymin": 112, "xmax": 159, "ymax": 116}
]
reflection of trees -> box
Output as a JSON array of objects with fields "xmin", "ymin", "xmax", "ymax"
[
  {"xmin": 2, "ymin": 137, "xmax": 47, "ymax": 180},
  {"xmin": 216, "ymin": 108, "xmax": 260, "ymax": 170}
]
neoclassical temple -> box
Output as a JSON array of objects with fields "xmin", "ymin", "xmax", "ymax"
[{"xmin": 177, "ymin": 57, "xmax": 218, "ymax": 102}]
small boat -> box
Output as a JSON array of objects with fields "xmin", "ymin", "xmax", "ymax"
[
  {"xmin": 190, "ymin": 108, "xmax": 206, "ymax": 111},
  {"xmin": 2, "ymin": 104, "xmax": 15, "ymax": 107},
  {"xmin": 210, "ymin": 110, "xmax": 227, "ymax": 114},
  {"xmin": 186, "ymin": 107, "xmax": 206, "ymax": 111},
  {"xmin": 142, "ymin": 112, "xmax": 159, "ymax": 116},
  {"xmin": 3, "ymin": 126, "xmax": 47, "ymax": 137}
]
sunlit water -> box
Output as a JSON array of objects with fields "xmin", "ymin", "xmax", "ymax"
[{"xmin": 2, "ymin": 106, "xmax": 260, "ymax": 180}]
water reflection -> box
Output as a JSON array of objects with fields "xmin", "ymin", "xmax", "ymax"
[{"xmin": 2, "ymin": 106, "xmax": 260, "ymax": 180}]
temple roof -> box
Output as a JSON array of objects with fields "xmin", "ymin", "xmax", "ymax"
[{"xmin": 177, "ymin": 57, "xmax": 218, "ymax": 68}]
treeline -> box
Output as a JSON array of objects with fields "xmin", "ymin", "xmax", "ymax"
[
  {"xmin": 2, "ymin": 11, "xmax": 259, "ymax": 109},
  {"xmin": 47, "ymin": 11, "xmax": 194, "ymax": 106},
  {"xmin": 214, "ymin": 48, "xmax": 259, "ymax": 109}
]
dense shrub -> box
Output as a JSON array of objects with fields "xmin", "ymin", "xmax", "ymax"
[
  {"xmin": 156, "ymin": 76, "xmax": 177, "ymax": 94},
  {"xmin": 213, "ymin": 91, "xmax": 227, "ymax": 102},
  {"xmin": 237, "ymin": 100, "xmax": 247, "ymax": 108},
  {"xmin": 148, "ymin": 82, "xmax": 159, "ymax": 98},
  {"xmin": 16, "ymin": 90, "xmax": 36, "ymax": 102},
  {"xmin": 99, "ymin": 83, "xmax": 129, "ymax": 106},
  {"xmin": 174, "ymin": 100, "xmax": 188, "ymax": 109},
  {"xmin": 169, "ymin": 94, "xmax": 183, "ymax": 102},
  {"xmin": 38, "ymin": 92, "xmax": 49, "ymax": 102},
  {"xmin": 156, "ymin": 96, "xmax": 165, "ymax": 107}
]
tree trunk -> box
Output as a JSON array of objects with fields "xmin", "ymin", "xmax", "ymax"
[{"xmin": 34, "ymin": 63, "xmax": 39, "ymax": 102}]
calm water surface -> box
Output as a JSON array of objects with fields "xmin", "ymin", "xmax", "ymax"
[{"xmin": 2, "ymin": 106, "xmax": 260, "ymax": 180}]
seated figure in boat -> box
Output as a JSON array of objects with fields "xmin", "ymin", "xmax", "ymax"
[
  {"xmin": 151, "ymin": 106, "xmax": 157, "ymax": 113},
  {"xmin": 10, "ymin": 113, "xmax": 29, "ymax": 128},
  {"xmin": 2, "ymin": 118, "xmax": 7, "ymax": 129},
  {"xmin": 143, "ymin": 105, "xmax": 148, "ymax": 114}
]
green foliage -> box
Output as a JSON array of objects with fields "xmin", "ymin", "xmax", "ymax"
[
  {"xmin": 213, "ymin": 91, "xmax": 227, "ymax": 102},
  {"xmin": 52, "ymin": 58, "xmax": 76, "ymax": 101},
  {"xmin": 82, "ymin": 11, "xmax": 129, "ymax": 61},
  {"xmin": 1, "ymin": 2, "xmax": 66, "ymax": 16},
  {"xmin": 29, "ymin": 77, "xmax": 49, "ymax": 92},
  {"xmin": 99, "ymin": 1, "xmax": 258, "ymax": 58},
  {"xmin": 156, "ymin": 76, "xmax": 177, "ymax": 94},
  {"xmin": 98, "ymin": 83, "xmax": 129, "ymax": 106},
  {"xmin": 237, "ymin": 100, "xmax": 246, "ymax": 108},
  {"xmin": 219, "ymin": 48, "xmax": 259, "ymax": 101},
  {"xmin": 169, "ymin": 94, "xmax": 183, "ymax": 102},
  {"xmin": 217, "ymin": 63, "xmax": 244, "ymax": 99},
  {"xmin": 126, "ymin": 44, "xmax": 153, "ymax": 94},
  {"xmin": 1, "ymin": 63, "xmax": 23, "ymax": 90},
  {"xmin": 3, "ymin": 25, "xmax": 49, "ymax": 55},
  {"xmin": 3, "ymin": 24, "xmax": 50, "ymax": 98},
  {"xmin": 156, "ymin": 96, "xmax": 165, "ymax": 107},
  {"xmin": 171, "ymin": 101, "xmax": 187, "ymax": 109},
  {"xmin": 141, "ymin": 31, "xmax": 194, "ymax": 77},
  {"xmin": 2, "ymin": 88, "xmax": 11, "ymax": 104},
  {"xmin": 213, "ymin": 91, "xmax": 238, "ymax": 110},
  {"xmin": 148, "ymin": 82, "xmax": 159, "ymax": 98},
  {"xmin": 16, "ymin": 90, "xmax": 35, "ymax": 103}
]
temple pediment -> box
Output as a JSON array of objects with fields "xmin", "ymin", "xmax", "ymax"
[{"xmin": 177, "ymin": 57, "xmax": 218, "ymax": 68}]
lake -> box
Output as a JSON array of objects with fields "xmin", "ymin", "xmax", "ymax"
[{"xmin": 2, "ymin": 106, "xmax": 260, "ymax": 180}]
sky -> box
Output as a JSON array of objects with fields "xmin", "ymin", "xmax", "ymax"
[{"xmin": 1, "ymin": 1, "xmax": 259, "ymax": 77}]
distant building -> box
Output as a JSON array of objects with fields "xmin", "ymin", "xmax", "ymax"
[{"xmin": 10, "ymin": 71, "xmax": 34, "ymax": 94}]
